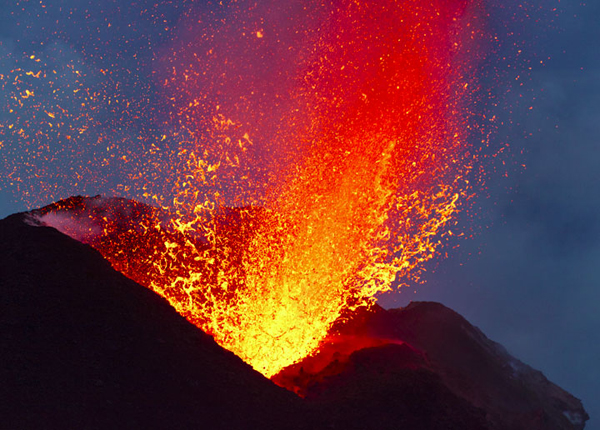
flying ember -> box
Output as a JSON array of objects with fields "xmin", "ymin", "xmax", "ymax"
[{"xmin": 7, "ymin": 0, "xmax": 487, "ymax": 378}]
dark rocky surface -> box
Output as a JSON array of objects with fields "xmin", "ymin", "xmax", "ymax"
[
  {"xmin": 0, "ymin": 212, "xmax": 306, "ymax": 430},
  {"xmin": 1, "ymin": 198, "xmax": 589, "ymax": 429},
  {"xmin": 276, "ymin": 301, "xmax": 589, "ymax": 430}
]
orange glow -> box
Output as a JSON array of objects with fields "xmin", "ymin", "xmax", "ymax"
[
  {"xmin": 149, "ymin": 0, "xmax": 483, "ymax": 377},
  {"xmin": 27, "ymin": 0, "xmax": 486, "ymax": 379}
]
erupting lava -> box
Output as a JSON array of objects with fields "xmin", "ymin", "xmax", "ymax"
[{"xmin": 17, "ymin": 0, "xmax": 486, "ymax": 378}]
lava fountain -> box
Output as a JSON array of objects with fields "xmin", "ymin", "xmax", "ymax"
[{"xmin": 26, "ymin": 0, "xmax": 487, "ymax": 378}]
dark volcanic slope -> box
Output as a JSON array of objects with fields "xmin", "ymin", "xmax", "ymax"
[
  {"xmin": 293, "ymin": 302, "xmax": 589, "ymax": 430},
  {"xmin": 0, "ymin": 202, "xmax": 589, "ymax": 430},
  {"xmin": 371, "ymin": 302, "xmax": 589, "ymax": 430},
  {"xmin": 0, "ymin": 213, "xmax": 306, "ymax": 430}
]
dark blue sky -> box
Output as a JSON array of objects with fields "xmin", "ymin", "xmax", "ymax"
[
  {"xmin": 380, "ymin": 2, "xmax": 600, "ymax": 427},
  {"xmin": 1, "ymin": 1, "xmax": 597, "ymax": 427}
]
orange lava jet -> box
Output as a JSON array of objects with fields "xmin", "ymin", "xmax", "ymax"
[{"xmin": 32, "ymin": 0, "xmax": 486, "ymax": 379}]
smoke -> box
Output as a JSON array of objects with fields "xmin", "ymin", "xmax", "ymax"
[
  {"xmin": 27, "ymin": 211, "xmax": 102, "ymax": 243},
  {"xmin": 24, "ymin": 195, "xmax": 166, "ymax": 244}
]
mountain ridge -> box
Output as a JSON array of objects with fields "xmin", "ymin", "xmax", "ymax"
[{"xmin": 0, "ymin": 197, "xmax": 589, "ymax": 429}]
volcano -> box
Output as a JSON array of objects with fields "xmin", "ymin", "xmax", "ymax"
[{"xmin": 0, "ymin": 197, "xmax": 588, "ymax": 430}]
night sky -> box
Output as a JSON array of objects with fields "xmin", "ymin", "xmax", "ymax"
[
  {"xmin": 1, "ymin": 1, "xmax": 597, "ymax": 427},
  {"xmin": 380, "ymin": 2, "xmax": 599, "ymax": 427}
]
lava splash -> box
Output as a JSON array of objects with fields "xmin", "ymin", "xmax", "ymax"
[{"xmin": 27, "ymin": 0, "xmax": 485, "ymax": 378}]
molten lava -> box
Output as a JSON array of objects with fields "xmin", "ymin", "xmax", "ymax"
[{"xmin": 28, "ymin": 0, "xmax": 486, "ymax": 379}]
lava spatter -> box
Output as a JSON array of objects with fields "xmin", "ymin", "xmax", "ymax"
[{"xmin": 22, "ymin": 0, "xmax": 487, "ymax": 378}]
